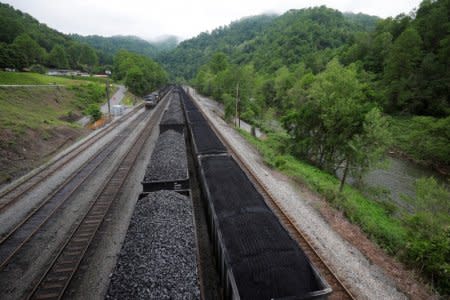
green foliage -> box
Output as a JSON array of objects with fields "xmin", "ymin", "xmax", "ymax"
[
  {"xmin": 67, "ymin": 43, "xmax": 98, "ymax": 71},
  {"xmin": 282, "ymin": 59, "xmax": 391, "ymax": 187},
  {"xmin": 389, "ymin": 116, "xmax": 450, "ymax": 166},
  {"xmin": 11, "ymin": 33, "xmax": 46, "ymax": 67},
  {"xmin": 70, "ymin": 34, "xmax": 177, "ymax": 65},
  {"xmin": 29, "ymin": 64, "xmax": 46, "ymax": 74},
  {"xmin": 47, "ymin": 45, "xmax": 69, "ymax": 69},
  {"xmin": 0, "ymin": 3, "xmax": 101, "ymax": 72},
  {"xmin": 85, "ymin": 104, "xmax": 101, "ymax": 121},
  {"xmin": 0, "ymin": 71, "xmax": 102, "ymax": 85},
  {"xmin": 401, "ymin": 177, "xmax": 450, "ymax": 294},
  {"xmin": 68, "ymin": 83, "xmax": 104, "ymax": 112},
  {"xmin": 239, "ymin": 129, "xmax": 450, "ymax": 294},
  {"xmin": 113, "ymin": 50, "xmax": 167, "ymax": 96}
]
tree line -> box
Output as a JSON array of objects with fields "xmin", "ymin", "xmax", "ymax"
[
  {"xmin": 0, "ymin": 3, "xmax": 98, "ymax": 72},
  {"xmin": 113, "ymin": 50, "xmax": 168, "ymax": 96}
]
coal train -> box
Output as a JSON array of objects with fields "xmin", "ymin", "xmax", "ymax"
[{"xmin": 141, "ymin": 86, "xmax": 331, "ymax": 299}]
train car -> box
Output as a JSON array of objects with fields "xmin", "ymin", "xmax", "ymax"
[
  {"xmin": 141, "ymin": 129, "xmax": 189, "ymax": 196},
  {"xmin": 143, "ymin": 92, "xmax": 159, "ymax": 109},
  {"xmin": 159, "ymin": 92, "xmax": 185, "ymax": 134},
  {"xmin": 180, "ymin": 87, "xmax": 332, "ymax": 299},
  {"xmin": 197, "ymin": 155, "xmax": 332, "ymax": 300}
]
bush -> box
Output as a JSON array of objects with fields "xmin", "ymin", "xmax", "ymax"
[
  {"xmin": 85, "ymin": 104, "xmax": 101, "ymax": 121},
  {"xmin": 29, "ymin": 64, "xmax": 46, "ymax": 74}
]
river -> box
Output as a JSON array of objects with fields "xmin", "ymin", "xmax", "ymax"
[{"xmin": 342, "ymin": 156, "xmax": 449, "ymax": 210}]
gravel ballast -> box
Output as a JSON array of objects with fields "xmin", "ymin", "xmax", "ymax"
[
  {"xmin": 143, "ymin": 129, "xmax": 188, "ymax": 182},
  {"xmin": 106, "ymin": 190, "xmax": 200, "ymax": 300}
]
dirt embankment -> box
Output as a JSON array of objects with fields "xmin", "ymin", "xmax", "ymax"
[
  {"xmin": 0, "ymin": 125, "xmax": 88, "ymax": 186},
  {"xmin": 0, "ymin": 86, "xmax": 93, "ymax": 186}
]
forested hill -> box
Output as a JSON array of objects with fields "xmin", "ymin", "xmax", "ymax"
[
  {"xmin": 70, "ymin": 34, "xmax": 178, "ymax": 65},
  {"xmin": 0, "ymin": 3, "xmax": 99, "ymax": 71},
  {"xmin": 0, "ymin": 2, "xmax": 70, "ymax": 49},
  {"xmin": 159, "ymin": 7, "xmax": 379, "ymax": 79},
  {"xmin": 158, "ymin": 14, "xmax": 278, "ymax": 79}
]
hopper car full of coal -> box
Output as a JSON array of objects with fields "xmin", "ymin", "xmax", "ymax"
[{"xmin": 180, "ymin": 86, "xmax": 332, "ymax": 300}]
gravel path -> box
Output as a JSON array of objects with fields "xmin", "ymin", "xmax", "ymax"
[
  {"xmin": 187, "ymin": 86, "xmax": 408, "ymax": 300},
  {"xmin": 106, "ymin": 190, "xmax": 200, "ymax": 300},
  {"xmin": 144, "ymin": 129, "xmax": 188, "ymax": 182}
]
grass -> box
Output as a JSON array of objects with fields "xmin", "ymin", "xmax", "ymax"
[
  {"xmin": 0, "ymin": 87, "xmax": 76, "ymax": 133},
  {"xmin": 121, "ymin": 92, "xmax": 140, "ymax": 106},
  {"xmin": 0, "ymin": 71, "xmax": 111, "ymax": 86},
  {"xmin": 238, "ymin": 128, "xmax": 449, "ymax": 295}
]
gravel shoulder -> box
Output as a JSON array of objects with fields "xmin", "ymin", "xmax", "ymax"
[{"xmin": 186, "ymin": 87, "xmax": 432, "ymax": 300}]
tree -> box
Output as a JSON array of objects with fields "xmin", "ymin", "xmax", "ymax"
[
  {"xmin": 384, "ymin": 27, "xmax": 423, "ymax": 112},
  {"xmin": 209, "ymin": 52, "xmax": 228, "ymax": 73},
  {"xmin": 282, "ymin": 59, "xmax": 390, "ymax": 190},
  {"xmin": 47, "ymin": 45, "xmax": 69, "ymax": 68},
  {"xmin": 11, "ymin": 33, "xmax": 46, "ymax": 66},
  {"xmin": 68, "ymin": 43, "xmax": 98, "ymax": 71}
]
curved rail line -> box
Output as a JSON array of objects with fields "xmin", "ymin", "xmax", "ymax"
[
  {"xmin": 0, "ymin": 103, "xmax": 143, "ymax": 214},
  {"xmin": 0, "ymin": 109, "xmax": 149, "ymax": 271},
  {"xmin": 26, "ymin": 91, "xmax": 170, "ymax": 300},
  {"xmin": 188, "ymin": 88, "xmax": 356, "ymax": 300}
]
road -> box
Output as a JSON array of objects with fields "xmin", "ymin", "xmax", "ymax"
[
  {"xmin": 101, "ymin": 85, "xmax": 127, "ymax": 114},
  {"xmin": 77, "ymin": 84, "xmax": 128, "ymax": 127},
  {"xmin": 186, "ymin": 86, "xmax": 264, "ymax": 138}
]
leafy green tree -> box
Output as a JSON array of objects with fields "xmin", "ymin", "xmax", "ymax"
[
  {"xmin": 85, "ymin": 104, "xmax": 102, "ymax": 121},
  {"xmin": 47, "ymin": 45, "xmax": 69, "ymax": 68},
  {"xmin": 114, "ymin": 50, "xmax": 167, "ymax": 96},
  {"xmin": 68, "ymin": 43, "xmax": 98, "ymax": 71},
  {"xmin": 283, "ymin": 59, "xmax": 390, "ymax": 189},
  {"xmin": 125, "ymin": 66, "xmax": 147, "ymax": 96},
  {"xmin": 11, "ymin": 33, "xmax": 46, "ymax": 66},
  {"xmin": 209, "ymin": 52, "xmax": 228, "ymax": 73},
  {"xmin": 384, "ymin": 27, "xmax": 423, "ymax": 113}
]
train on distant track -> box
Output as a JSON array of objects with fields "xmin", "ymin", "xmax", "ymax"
[
  {"xmin": 139, "ymin": 86, "xmax": 331, "ymax": 299},
  {"xmin": 143, "ymin": 85, "xmax": 173, "ymax": 109}
]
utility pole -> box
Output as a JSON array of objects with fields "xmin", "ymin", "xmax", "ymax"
[
  {"xmin": 105, "ymin": 69, "xmax": 112, "ymax": 120},
  {"xmin": 106, "ymin": 77, "xmax": 111, "ymax": 119},
  {"xmin": 235, "ymin": 82, "xmax": 240, "ymax": 128}
]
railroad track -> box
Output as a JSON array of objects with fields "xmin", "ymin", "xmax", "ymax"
[
  {"xmin": 0, "ymin": 103, "xmax": 143, "ymax": 214},
  {"xmin": 0, "ymin": 109, "xmax": 150, "ymax": 272},
  {"xmin": 26, "ymin": 92, "xmax": 169, "ymax": 300},
  {"xmin": 189, "ymin": 88, "xmax": 356, "ymax": 300}
]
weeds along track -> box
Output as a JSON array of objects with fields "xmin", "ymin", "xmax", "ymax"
[
  {"xmin": 187, "ymin": 88, "xmax": 356, "ymax": 300},
  {"xmin": 0, "ymin": 104, "xmax": 143, "ymax": 213}
]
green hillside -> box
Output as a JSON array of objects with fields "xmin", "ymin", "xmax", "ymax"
[{"xmin": 0, "ymin": 3, "xmax": 99, "ymax": 71}]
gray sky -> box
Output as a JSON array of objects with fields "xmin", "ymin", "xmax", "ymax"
[{"xmin": 3, "ymin": 0, "xmax": 423, "ymax": 41}]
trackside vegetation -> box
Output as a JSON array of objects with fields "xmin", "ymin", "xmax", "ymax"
[{"xmin": 238, "ymin": 129, "xmax": 449, "ymax": 294}]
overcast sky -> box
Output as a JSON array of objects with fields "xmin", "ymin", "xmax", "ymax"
[{"xmin": 3, "ymin": 0, "xmax": 422, "ymax": 41}]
